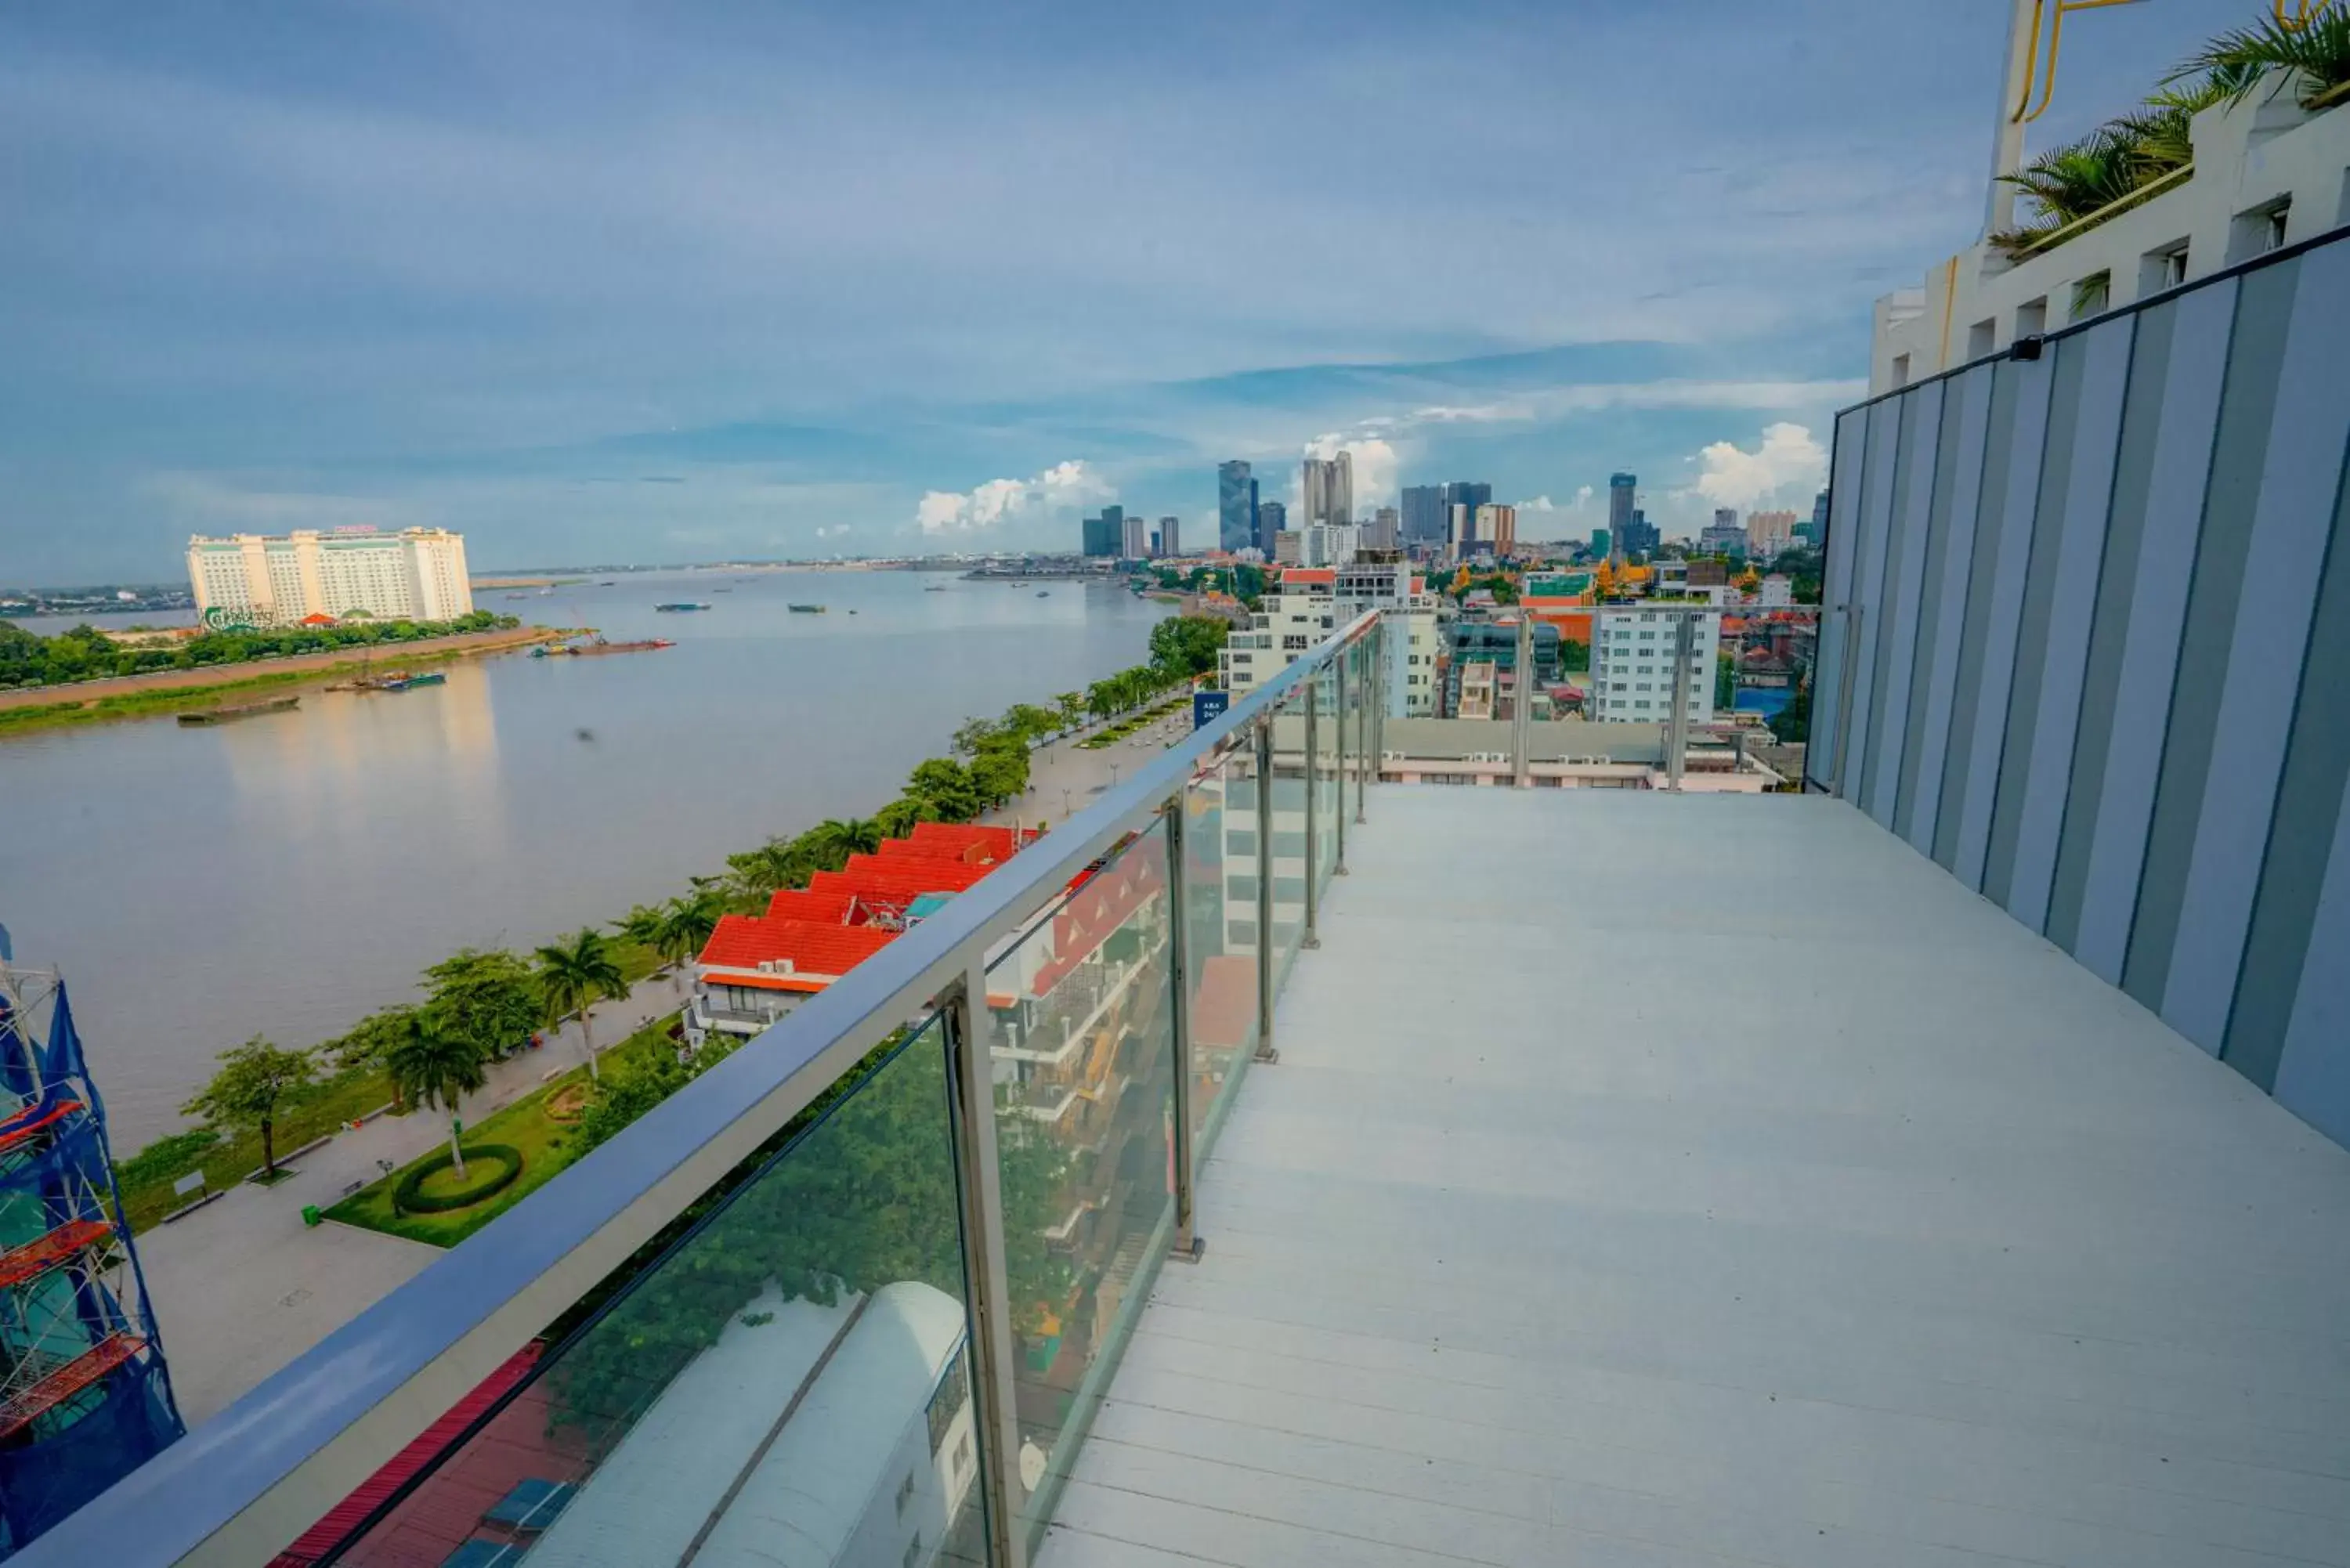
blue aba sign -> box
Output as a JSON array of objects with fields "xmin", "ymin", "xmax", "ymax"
[{"xmin": 1191, "ymin": 689, "xmax": 1231, "ymax": 730}]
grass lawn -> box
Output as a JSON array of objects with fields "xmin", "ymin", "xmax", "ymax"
[
  {"xmin": 115, "ymin": 1068, "xmax": 395, "ymax": 1234},
  {"xmin": 325, "ymin": 1020, "xmax": 675, "ymax": 1248}
]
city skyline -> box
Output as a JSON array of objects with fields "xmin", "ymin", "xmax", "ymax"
[{"xmin": 0, "ymin": 1, "xmax": 2252, "ymax": 580}]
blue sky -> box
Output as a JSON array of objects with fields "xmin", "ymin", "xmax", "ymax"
[{"xmin": 1, "ymin": 0, "xmax": 2254, "ymax": 579}]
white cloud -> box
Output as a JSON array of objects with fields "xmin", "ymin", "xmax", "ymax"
[
  {"xmin": 1690, "ymin": 421, "xmax": 1828, "ymax": 511},
  {"xmin": 915, "ymin": 458, "xmax": 1112, "ymax": 534}
]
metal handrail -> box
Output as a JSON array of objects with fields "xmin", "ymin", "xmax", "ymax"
[{"xmin": 28, "ymin": 612, "xmax": 1383, "ymax": 1568}]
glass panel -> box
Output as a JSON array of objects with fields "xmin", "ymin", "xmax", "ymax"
[
  {"xmin": 310, "ymin": 1017, "xmax": 991, "ymax": 1568},
  {"xmin": 1266, "ymin": 692, "xmax": 1307, "ymax": 992},
  {"xmin": 1183, "ymin": 752, "xmax": 1260, "ymax": 1155},
  {"xmin": 1313, "ymin": 663, "xmax": 1340, "ymax": 898},
  {"xmin": 982, "ymin": 823, "xmax": 1176, "ymax": 1557}
]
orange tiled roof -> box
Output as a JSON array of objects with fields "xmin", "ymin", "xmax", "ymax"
[
  {"xmin": 907, "ymin": 822, "xmax": 1026, "ymax": 860},
  {"xmin": 1281, "ymin": 568, "xmax": 1336, "ymax": 587},
  {"xmin": 763, "ymin": 887, "xmax": 859, "ymax": 924},
  {"xmin": 700, "ymin": 914, "xmax": 898, "ymax": 978}
]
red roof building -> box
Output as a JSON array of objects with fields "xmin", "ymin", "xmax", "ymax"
[{"xmin": 686, "ymin": 822, "xmax": 1041, "ymax": 1044}]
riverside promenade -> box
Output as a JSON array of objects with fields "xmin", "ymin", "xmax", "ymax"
[{"xmin": 142, "ymin": 687, "xmax": 1207, "ymax": 1428}]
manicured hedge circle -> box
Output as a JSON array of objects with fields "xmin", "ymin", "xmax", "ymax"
[{"xmin": 393, "ymin": 1143, "xmax": 523, "ymax": 1214}]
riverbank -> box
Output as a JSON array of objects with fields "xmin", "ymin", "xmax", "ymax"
[{"xmin": 0, "ymin": 625, "xmax": 562, "ymax": 734}]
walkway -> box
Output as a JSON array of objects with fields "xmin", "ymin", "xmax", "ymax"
[{"xmin": 1042, "ymin": 788, "xmax": 2350, "ymax": 1568}]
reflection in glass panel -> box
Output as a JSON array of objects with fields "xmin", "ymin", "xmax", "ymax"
[
  {"xmin": 982, "ymin": 825, "xmax": 1175, "ymax": 1556},
  {"xmin": 1182, "ymin": 753, "xmax": 1261, "ymax": 1154},
  {"xmin": 309, "ymin": 1020, "xmax": 989, "ymax": 1568},
  {"xmin": 1314, "ymin": 663, "xmax": 1340, "ymax": 898},
  {"xmin": 1265, "ymin": 693, "xmax": 1307, "ymax": 992}
]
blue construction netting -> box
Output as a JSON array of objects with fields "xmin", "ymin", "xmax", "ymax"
[{"xmin": 0, "ymin": 976, "xmax": 184, "ymax": 1561}]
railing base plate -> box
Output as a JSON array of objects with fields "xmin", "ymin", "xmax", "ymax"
[{"xmin": 1169, "ymin": 1236, "xmax": 1206, "ymax": 1264}]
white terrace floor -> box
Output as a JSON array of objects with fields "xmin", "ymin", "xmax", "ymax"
[{"xmin": 1039, "ymin": 786, "xmax": 2350, "ymax": 1568}]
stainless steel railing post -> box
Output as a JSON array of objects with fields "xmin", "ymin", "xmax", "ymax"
[
  {"xmin": 1333, "ymin": 647, "xmax": 1349, "ymax": 877},
  {"xmin": 1253, "ymin": 714, "xmax": 1278, "ymax": 1064},
  {"xmin": 945, "ymin": 968, "xmax": 1031, "ymax": 1568},
  {"xmin": 1161, "ymin": 795, "xmax": 1203, "ymax": 1263},
  {"xmin": 1302, "ymin": 674, "xmax": 1321, "ymax": 949}
]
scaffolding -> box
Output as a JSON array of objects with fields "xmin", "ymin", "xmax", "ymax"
[{"xmin": 0, "ymin": 966, "xmax": 183, "ymax": 1559}]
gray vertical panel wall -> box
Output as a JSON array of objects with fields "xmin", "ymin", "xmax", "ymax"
[
  {"xmin": 2070, "ymin": 282, "xmax": 2235, "ymax": 983},
  {"xmin": 1808, "ymin": 407, "xmax": 1873, "ymax": 789},
  {"xmin": 1817, "ymin": 226, "xmax": 2350, "ymax": 1148},
  {"xmin": 1899, "ymin": 366, "xmax": 1994, "ymax": 855},
  {"xmin": 1864, "ymin": 378, "xmax": 1943, "ymax": 826}
]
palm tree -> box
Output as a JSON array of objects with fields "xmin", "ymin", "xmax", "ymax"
[
  {"xmin": 1054, "ymin": 692, "xmax": 1086, "ymax": 734},
  {"xmin": 653, "ymin": 891, "xmax": 723, "ymax": 992},
  {"xmin": 385, "ymin": 1014, "xmax": 489, "ymax": 1180},
  {"xmin": 614, "ymin": 901, "xmax": 665, "ymax": 951},
  {"xmin": 804, "ymin": 816, "xmax": 883, "ymax": 870},
  {"xmin": 2170, "ymin": 9, "xmax": 2350, "ymax": 111},
  {"xmin": 535, "ymin": 927, "xmax": 627, "ymax": 1082}
]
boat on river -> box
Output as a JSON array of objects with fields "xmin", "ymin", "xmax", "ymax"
[
  {"xmin": 788, "ymin": 603, "xmax": 827, "ymax": 614},
  {"xmin": 654, "ymin": 602, "xmax": 711, "ymax": 612},
  {"xmin": 540, "ymin": 637, "xmax": 674, "ymax": 657},
  {"xmin": 179, "ymin": 695, "xmax": 300, "ymax": 726}
]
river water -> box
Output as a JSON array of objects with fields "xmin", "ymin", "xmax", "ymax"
[{"xmin": 2, "ymin": 570, "xmax": 1166, "ymax": 1144}]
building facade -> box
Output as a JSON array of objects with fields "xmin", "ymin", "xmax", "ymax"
[
  {"xmin": 1367, "ymin": 507, "xmax": 1400, "ymax": 552},
  {"xmin": 1608, "ymin": 473, "xmax": 1636, "ymax": 542},
  {"xmin": 1217, "ymin": 462, "xmax": 1256, "ymax": 555},
  {"xmin": 1699, "ymin": 512, "xmax": 1748, "ymax": 555},
  {"xmin": 1158, "ymin": 516, "xmax": 1180, "ymax": 558},
  {"xmin": 1121, "ymin": 514, "xmax": 1149, "ymax": 560},
  {"xmin": 1301, "ymin": 454, "xmax": 1352, "ymax": 528},
  {"xmin": 1745, "ymin": 509, "xmax": 1797, "ymax": 556},
  {"xmin": 1218, "ymin": 562, "xmax": 1438, "ymax": 716},
  {"xmin": 1082, "ymin": 508, "xmax": 1122, "ymax": 558},
  {"xmin": 1400, "ymin": 486, "xmax": 1448, "ymax": 545},
  {"xmin": 185, "ymin": 528, "xmax": 472, "ymax": 627},
  {"xmin": 1255, "ymin": 500, "xmax": 1285, "ymax": 545},
  {"xmin": 1588, "ymin": 606, "xmax": 1721, "ymax": 724}
]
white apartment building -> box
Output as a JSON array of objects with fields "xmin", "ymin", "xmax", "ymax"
[
  {"xmin": 1758, "ymin": 574, "xmax": 1793, "ymax": 609},
  {"xmin": 1220, "ymin": 563, "xmax": 1441, "ymax": 717},
  {"xmin": 1299, "ymin": 522, "xmax": 1358, "ymax": 569},
  {"xmin": 1588, "ymin": 606, "xmax": 1720, "ymax": 724},
  {"xmin": 186, "ymin": 528, "xmax": 474, "ymax": 626}
]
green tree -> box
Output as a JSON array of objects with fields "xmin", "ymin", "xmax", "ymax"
[
  {"xmin": 808, "ymin": 817, "xmax": 883, "ymax": 865},
  {"xmin": 949, "ymin": 715, "xmax": 1001, "ymax": 757},
  {"xmin": 875, "ymin": 795, "xmax": 927, "ymax": 837},
  {"xmin": 999, "ymin": 703, "xmax": 1059, "ymax": 743},
  {"xmin": 421, "ymin": 948, "xmax": 542, "ymax": 1064},
  {"xmin": 614, "ymin": 902, "xmax": 667, "ymax": 951},
  {"xmin": 1148, "ymin": 615, "xmax": 1230, "ymax": 677},
  {"xmin": 385, "ymin": 1013, "xmax": 490, "ymax": 1180},
  {"xmin": 970, "ymin": 739, "xmax": 1029, "ymax": 806},
  {"xmin": 1560, "ymin": 638, "xmax": 1591, "ymax": 674},
  {"xmin": 1053, "ymin": 692, "xmax": 1086, "ymax": 732},
  {"xmin": 906, "ymin": 757, "xmax": 983, "ymax": 823},
  {"xmin": 323, "ymin": 1004, "xmax": 419, "ymax": 1089},
  {"xmin": 535, "ymin": 928, "xmax": 628, "ymax": 1082},
  {"xmin": 1716, "ymin": 650, "xmax": 1737, "ymax": 711},
  {"xmin": 181, "ymin": 1037, "xmax": 318, "ymax": 1179}
]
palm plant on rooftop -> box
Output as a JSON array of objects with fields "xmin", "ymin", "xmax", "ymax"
[{"xmin": 2170, "ymin": 6, "xmax": 2350, "ymax": 110}]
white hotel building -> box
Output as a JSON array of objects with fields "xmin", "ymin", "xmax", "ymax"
[
  {"xmin": 1588, "ymin": 605, "xmax": 1721, "ymax": 724},
  {"xmin": 186, "ymin": 528, "xmax": 474, "ymax": 627}
]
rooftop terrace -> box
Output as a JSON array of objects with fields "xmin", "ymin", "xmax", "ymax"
[{"xmin": 1039, "ymin": 787, "xmax": 2350, "ymax": 1567}]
